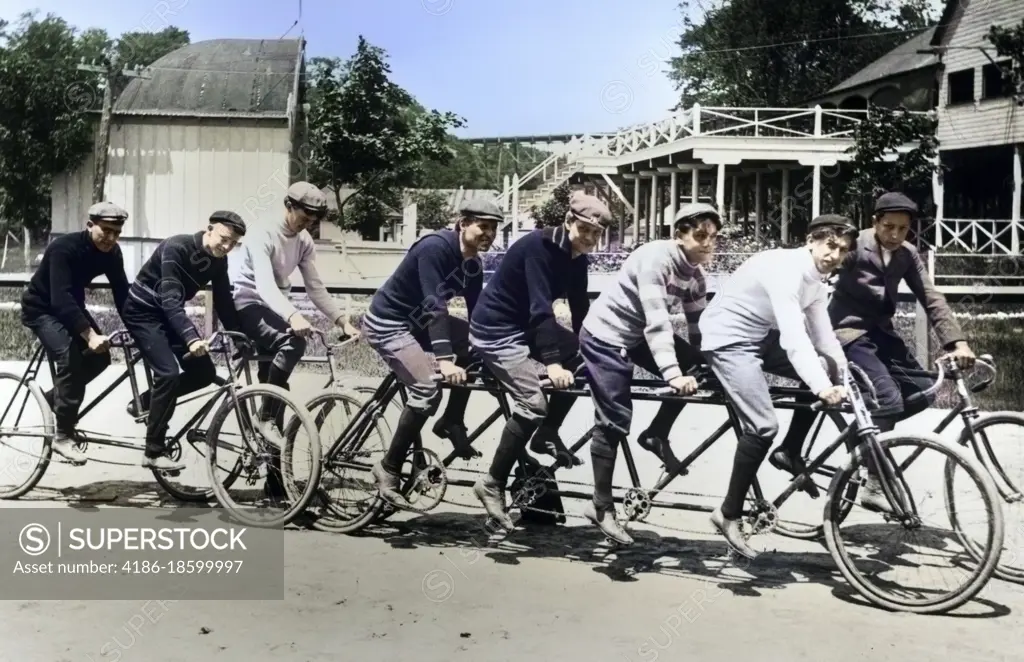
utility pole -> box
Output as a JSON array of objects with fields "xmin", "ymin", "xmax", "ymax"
[{"xmin": 77, "ymin": 49, "xmax": 152, "ymax": 204}]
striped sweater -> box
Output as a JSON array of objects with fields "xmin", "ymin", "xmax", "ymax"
[{"xmin": 582, "ymin": 240, "xmax": 707, "ymax": 382}]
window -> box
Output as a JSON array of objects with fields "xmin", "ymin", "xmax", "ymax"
[
  {"xmin": 982, "ymin": 60, "xmax": 1014, "ymax": 100},
  {"xmin": 947, "ymin": 68, "xmax": 975, "ymax": 105}
]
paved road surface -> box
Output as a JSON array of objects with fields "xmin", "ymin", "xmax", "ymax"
[{"xmin": 0, "ymin": 360, "xmax": 1023, "ymax": 662}]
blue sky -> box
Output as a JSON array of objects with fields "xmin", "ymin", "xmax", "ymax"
[{"xmin": 3, "ymin": 0, "xmax": 688, "ymax": 138}]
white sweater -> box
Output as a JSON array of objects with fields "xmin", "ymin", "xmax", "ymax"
[
  {"xmin": 699, "ymin": 247, "xmax": 846, "ymax": 394},
  {"xmin": 228, "ymin": 221, "xmax": 344, "ymax": 323}
]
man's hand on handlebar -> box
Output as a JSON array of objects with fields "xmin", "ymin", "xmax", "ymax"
[
  {"xmin": 817, "ymin": 385, "xmax": 847, "ymax": 406},
  {"xmin": 941, "ymin": 341, "xmax": 976, "ymax": 371},
  {"xmin": 86, "ymin": 331, "xmax": 111, "ymax": 354},
  {"xmin": 187, "ymin": 339, "xmax": 210, "ymax": 357},
  {"xmin": 669, "ymin": 375, "xmax": 699, "ymax": 395},
  {"xmin": 289, "ymin": 313, "xmax": 313, "ymax": 338},
  {"xmin": 438, "ymin": 359, "xmax": 467, "ymax": 386},
  {"xmin": 546, "ymin": 364, "xmax": 574, "ymax": 390},
  {"xmin": 336, "ymin": 318, "xmax": 360, "ymax": 340}
]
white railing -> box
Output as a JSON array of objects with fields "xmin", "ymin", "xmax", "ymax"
[{"xmin": 924, "ymin": 218, "xmax": 1023, "ymax": 255}]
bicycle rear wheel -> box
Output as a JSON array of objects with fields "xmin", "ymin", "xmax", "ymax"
[
  {"xmin": 824, "ymin": 431, "xmax": 1003, "ymax": 614},
  {"xmin": 206, "ymin": 383, "xmax": 322, "ymax": 527},
  {"xmin": 946, "ymin": 412, "xmax": 1024, "ymax": 583},
  {"xmin": 306, "ymin": 389, "xmax": 394, "ymax": 534},
  {"xmin": 0, "ymin": 372, "xmax": 53, "ymax": 498}
]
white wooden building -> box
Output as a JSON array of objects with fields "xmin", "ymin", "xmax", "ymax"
[
  {"xmin": 50, "ymin": 38, "xmax": 308, "ymax": 276},
  {"xmin": 931, "ymin": 0, "xmax": 1024, "ymax": 253}
]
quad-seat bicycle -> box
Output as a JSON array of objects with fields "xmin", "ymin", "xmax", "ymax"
[
  {"xmin": 299, "ymin": 334, "xmax": 1008, "ymax": 614},
  {"xmin": 0, "ymin": 328, "xmax": 322, "ymax": 527}
]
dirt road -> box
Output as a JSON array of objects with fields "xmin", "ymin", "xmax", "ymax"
[{"xmin": 0, "ymin": 362, "xmax": 1022, "ymax": 662}]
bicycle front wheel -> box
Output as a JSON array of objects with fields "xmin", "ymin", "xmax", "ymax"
[
  {"xmin": 824, "ymin": 431, "xmax": 1003, "ymax": 614},
  {"xmin": 0, "ymin": 372, "xmax": 53, "ymax": 498},
  {"xmin": 946, "ymin": 412, "xmax": 1024, "ymax": 583},
  {"xmin": 206, "ymin": 383, "xmax": 322, "ymax": 527}
]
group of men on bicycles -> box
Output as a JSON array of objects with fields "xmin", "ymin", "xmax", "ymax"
[
  {"xmin": 20, "ymin": 182, "xmax": 354, "ymax": 485},
  {"xmin": 364, "ymin": 189, "xmax": 976, "ymax": 560},
  {"xmin": 22, "ymin": 179, "xmax": 975, "ymax": 559}
]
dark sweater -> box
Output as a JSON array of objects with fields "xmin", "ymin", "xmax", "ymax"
[
  {"xmin": 367, "ymin": 229, "xmax": 482, "ymax": 357},
  {"xmin": 469, "ymin": 226, "xmax": 589, "ymax": 364},
  {"xmin": 128, "ymin": 232, "xmax": 237, "ymax": 345},
  {"xmin": 21, "ymin": 231, "xmax": 130, "ymax": 334}
]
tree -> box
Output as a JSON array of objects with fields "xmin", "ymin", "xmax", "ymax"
[
  {"xmin": 843, "ymin": 104, "xmax": 940, "ymax": 224},
  {"xmin": 534, "ymin": 183, "xmax": 572, "ymax": 228},
  {"xmin": 987, "ymin": 20, "xmax": 1024, "ymax": 106},
  {"xmin": 0, "ymin": 13, "xmax": 95, "ymax": 240},
  {"xmin": 409, "ymin": 190, "xmax": 452, "ymax": 231},
  {"xmin": 305, "ymin": 38, "xmax": 464, "ymax": 233},
  {"xmin": 668, "ymin": 0, "xmax": 936, "ymax": 108}
]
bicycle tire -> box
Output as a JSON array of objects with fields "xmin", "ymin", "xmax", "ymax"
[
  {"xmin": 945, "ymin": 411, "xmax": 1024, "ymax": 583},
  {"xmin": 306, "ymin": 389, "xmax": 393, "ymax": 534},
  {"xmin": 0, "ymin": 372, "xmax": 53, "ymax": 499},
  {"xmin": 153, "ymin": 390, "xmax": 245, "ymax": 502},
  {"xmin": 206, "ymin": 383, "xmax": 322, "ymax": 527},
  {"xmin": 824, "ymin": 431, "xmax": 1003, "ymax": 614}
]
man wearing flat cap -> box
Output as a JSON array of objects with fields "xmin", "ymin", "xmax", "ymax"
[
  {"xmin": 228, "ymin": 181, "xmax": 358, "ymax": 453},
  {"xmin": 363, "ymin": 197, "xmax": 500, "ymax": 508},
  {"xmin": 780, "ymin": 191, "xmax": 976, "ymax": 513},
  {"xmin": 20, "ymin": 202, "xmax": 132, "ymax": 463},
  {"xmin": 469, "ymin": 193, "xmax": 615, "ymax": 532},
  {"xmin": 698, "ymin": 214, "xmax": 856, "ymax": 559},
  {"xmin": 122, "ymin": 210, "xmax": 247, "ymax": 473},
  {"xmin": 578, "ymin": 202, "xmax": 722, "ymax": 544}
]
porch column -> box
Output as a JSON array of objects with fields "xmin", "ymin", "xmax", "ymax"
[
  {"xmin": 669, "ymin": 171, "xmax": 679, "ymax": 225},
  {"xmin": 932, "ymin": 154, "xmax": 944, "ymax": 249},
  {"xmin": 691, "ymin": 169, "xmax": 699, "ymax": 203},
  {"xmin": 716, "ymin": 163, "xmax": 727, "ymax": 215},
  {"xmin": 730, "ymin": 175, "xmax": 739, "ymax": 224},
  {"xmin": 1013, "ymin": 146, "xmax": 1022, "ymax": 254},
  {"xmin": 631, "ymin": 176, "xmax": 641, "ymax": 245},
  {"xmin": 649, "ymin": 173, "xmax": 659, "ymax": 241},
  {"xmin": 755, "ymin": 171, "xmax": 763, "ymax": 242},
  {"xmin": 781, "ymin": 168, "xmax": 791, "ymax": 243},
  {"xmin": 812, "ymin": 164, "xmax": 822, "ymax": 219}
]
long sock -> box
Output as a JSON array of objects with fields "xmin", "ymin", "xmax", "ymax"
[
  {"xmin": 779, "ymin": 409, "xmax": 817, "ymax": 456},
  {"xmin": 440, "ymin": 388, "xmax": 470, "ymax": 426},
  {"xmin": 382, "ymin": 408, "xmax": 430, "ymax": 475},
  {"xmin": 488, "ymin": 415, "xmax": 538, "ymax": 484},
  {"xmin": 543, "ymin": 393, "xmax": 576, "ymax": 431},
  {"xmin": 645, "ymin": 402, "xmax": 686, "ymax": 438},
  {"xmin": 590, "ymin": 429, "xmax": 620, "ymax": 510},
  {"xmin": 721, "ymin": 434, "xmax": 771, "ymax": 519},
  {"xmin": 260, "ymin": 364, "xmax": 291, "ymax": 421}
]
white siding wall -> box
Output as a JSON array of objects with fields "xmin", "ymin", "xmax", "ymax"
[
  {"xmin": 51, "ymin": 117, "xmax": 292, "ymax": 277},
  {"xmin": 936, "ymin": 0, "xmax": 1024, "ymax": 150}
]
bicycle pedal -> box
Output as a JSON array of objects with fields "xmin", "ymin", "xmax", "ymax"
[{"xmin": 161, "ymin": 469, "xmax": 182, "ymax": 477}]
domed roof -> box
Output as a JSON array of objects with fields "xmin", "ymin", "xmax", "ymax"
[{"xmin": 114, "ymin": 38, "xmax": 303, "ymax": 118}]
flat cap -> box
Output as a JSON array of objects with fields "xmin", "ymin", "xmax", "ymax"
[
  {"xmin": 88, "ymin": 201, "xmax": 128, "ymax": 223},
  {"xmin": 567, "ymin": 193, "xmax": 614, "ymax": 227},
  {"xmin": 209, "ymin": 210, "xmax": 247, "ymax": 236},
  {"xmin": 874, "ymin": 191, "xmax": 918, "ymax": 215},
  {"xmin": 459, "ymin": 198, "xmax": 504, "ymax": 222},
  {"xmin": 286, "ymin": 181, "xmax": 328, "ymax": 210},
  {"xmin": 675, "ymin": 202, "xmax": 721, "ymax": 222},
  {"xmin": 808, "ymin": 213, "xmax": 857, "ymax": 234}
]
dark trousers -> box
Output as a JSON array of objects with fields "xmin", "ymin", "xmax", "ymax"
[
  {"xmin": 22, "ymin": 312, "xmax": 110, "ymax": 435},
  {"xmin": 122, "ymin": 299, "xmax": 217, "ymax": 457},
  {"xmin": 782, "ymin": 327, "xmax": 936, "ymax": 449},
  {"xmin": 235, "ymin": 303, "xmax": 307, "ymax": 421},
  {"xmin": 580, "ymin": 327, "xmax": 698, "ymax": 440}
]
